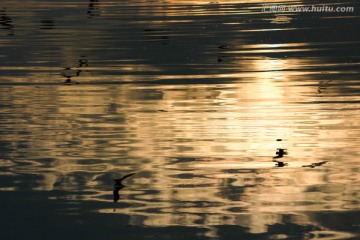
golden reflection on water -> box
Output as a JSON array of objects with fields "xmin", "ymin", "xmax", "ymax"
[{"xmin": 1, "ymin": 81, "xmax": 360, "ymax": 236}]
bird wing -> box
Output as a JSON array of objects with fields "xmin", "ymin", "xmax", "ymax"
[{"xmin": 118, "ymin": 173, "xmax": 136, "ymax": 183}]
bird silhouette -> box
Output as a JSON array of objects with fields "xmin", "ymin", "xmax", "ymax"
[
  {"xmin": 113, "ymin": 173, "xmax": 135, "ymax": 202},
  {"xmin": 273, "ymin": 148, "xmax": 288, "ymax": 167},
  {"xmin": 273, "ymin": 148, "xmax": 288, "ymax": 159}
]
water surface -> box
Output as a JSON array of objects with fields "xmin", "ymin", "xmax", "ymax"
[{"xmin": 1, "ymin": 0, "xmax": 360, "ymax": 239}]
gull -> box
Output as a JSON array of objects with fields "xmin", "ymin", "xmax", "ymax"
[{"xmin": 113, "ymin": 173, "xmax": 135, "ymax": 202}]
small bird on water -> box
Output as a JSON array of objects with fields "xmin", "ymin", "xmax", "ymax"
[
  {"xmin": 273, "ymin": 148, "xmax": 288, "ymax": 167},
  {"xmin": 113, "ymin": 173, "xmax": 136, "ymax": 202},
  {"xmin": 273, "ymin": 148, "xmax": 288, "ymax": 159}
]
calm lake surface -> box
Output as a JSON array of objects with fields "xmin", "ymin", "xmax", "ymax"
[{"xmin": 1, "ymin": 0, "xmax": 360, "ymax": 239}]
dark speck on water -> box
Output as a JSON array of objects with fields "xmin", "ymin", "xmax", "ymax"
[
  {"xmin": 0, "ymin": 0, "xmax": 360, "ymax": 239},
  {"xmin": 218, "ymin": 45, "xmax": 230, "ymax": 49},
  {"xmin": 303, "ymin": 161, "xmax": 329, "ymax": 168}
]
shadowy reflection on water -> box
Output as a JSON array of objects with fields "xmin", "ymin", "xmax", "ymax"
[{"xmin": 0, "ymin": 0, "xmax": 360, "ymax": 239}]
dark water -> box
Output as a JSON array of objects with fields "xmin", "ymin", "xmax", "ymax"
[{"xmin": 1, "ymin": 0, "xmax": 360, "ymax": 239}]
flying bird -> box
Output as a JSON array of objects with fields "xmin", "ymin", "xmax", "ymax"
[{"xmin": 113, "ymin": 173, "xmax": 135, "ymax": 202}]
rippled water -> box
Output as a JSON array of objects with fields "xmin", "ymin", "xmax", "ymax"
[{"xmin": 1, "ymin": 0, "xmax": 360, "ymax": 239}]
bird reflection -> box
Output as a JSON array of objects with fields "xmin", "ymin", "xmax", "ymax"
[
  {"xmin": 0, "ymin": 8, "xmax": 14, "ymax": 35},
  {"xmin": 61, "ymin": 67, "xmax": 81, "ymax": 85},
  {"xmin": 113, "ymin": 173, "xmax": 135, "ymax": 203},
  {"xmin": 274, "ymin": 161, "xmax": 287, "ymax": 167}
]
